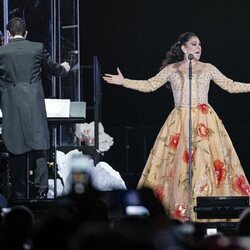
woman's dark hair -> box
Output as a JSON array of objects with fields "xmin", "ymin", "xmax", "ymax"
[
  {"xmin": 160, "ymin": 32, "xmax": 197, "ymax": 70},
  {"xmin": 6, "ymin": 17, "xmax": 26, "ymax": 37}
]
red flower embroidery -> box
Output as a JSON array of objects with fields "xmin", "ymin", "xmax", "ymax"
[
  {"xmin": 197, "ymin": 123, "xmax": 210, "ymax": 139},
  {"xmin": 168, "ymin": 167, "xmax": 174, "ymax": 178},
  {"xmin": 213, "ymin": 159, "xmax": 227, "ymax": 188},
  {"xmin": 172, "ymin": 203, "xmax": 188, "ymax": 221},
  {"xmin": 183, "ymin": 149, "xmax": 195, "ymax": 163},
  {"xmin": 169, "ymin": 133, "xmax": 180, "ymax": 150},
  {"xmin": 154, "ymin": 185, "xmax": 164, "ymax": 203},
  {"xmin": 232, "ymin": 175, "xmax": 250, "ymax": 195},
  {"xmin": 197, "ymin": 103, "xmax": 209, "ymax": 114},
  {"xmin": 199, "ymin": 184, "xmax": 206, "ymax": 193}
]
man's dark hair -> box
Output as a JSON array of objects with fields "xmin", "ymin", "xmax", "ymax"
[{"xmin": 6, "ymin": 17, "xmax": 26, "ymax": 37}]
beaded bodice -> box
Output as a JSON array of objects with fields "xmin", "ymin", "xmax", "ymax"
[
  {"xmin": 168, "ymin": 72, "xmax": 210, "ymax": 107},
  {"xmin": 123, "ymin": 63, "xmax": 250, "ymax": 107}
]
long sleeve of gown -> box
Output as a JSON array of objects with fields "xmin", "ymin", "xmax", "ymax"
[
  {"xmin": 210, "ymin": 64, "xmax": 250, "ymax": 93},
  {"xmin": 122, "ymin": 66, "xmax": 171, "ymax": 92}
]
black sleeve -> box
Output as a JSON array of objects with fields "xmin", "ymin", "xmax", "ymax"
[{"xmin": 42, "ymin": 46, "xmax": 67, "ymax": 77}]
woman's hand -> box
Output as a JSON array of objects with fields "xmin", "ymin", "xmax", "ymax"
[{"xmin": 102, "ymin": 67, "xmax": 124, "ymax": 85}]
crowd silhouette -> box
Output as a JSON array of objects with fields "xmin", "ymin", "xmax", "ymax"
[{"xmin": 1, "ymin": 173, "xmax": 250, "ymax": 250}]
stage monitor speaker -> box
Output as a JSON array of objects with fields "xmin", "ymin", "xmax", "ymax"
[{"xmin": 193, "ymin": 196, "xmax": 249, "ymax": 219}]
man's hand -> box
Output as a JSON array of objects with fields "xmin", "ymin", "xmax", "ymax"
[{"xmin": 61, "ymin": 62, "xmax": 70, "ymax": 72}]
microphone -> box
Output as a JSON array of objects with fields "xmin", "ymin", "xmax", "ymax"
[
  {"xmin": 188, "ymin": 54, "xmax": 193, "ymax": 80},
  {"xmin": 188, "ymin": 54, "xmax": 194, "ymax": 60}
]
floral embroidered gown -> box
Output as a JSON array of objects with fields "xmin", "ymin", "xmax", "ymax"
[{"xmin": 122, "ymin": 62, "xmax": 250, "ymax": 222}]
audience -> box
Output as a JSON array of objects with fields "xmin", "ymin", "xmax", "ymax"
[
  {"xmin": 237, "ymin": 207, "xmax": 250, "ymax": 236},
  {"xmin": 1, "ymin": 205, "xmax": 35, "ymax": 250},
  {"xmin": 1, "ymin": 174, "xmax": 250, "ymax": 250}
]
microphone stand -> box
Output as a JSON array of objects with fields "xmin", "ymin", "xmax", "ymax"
[{"xmin": 188, "ymin": 54, "xmax": 193, "ymax": 221}]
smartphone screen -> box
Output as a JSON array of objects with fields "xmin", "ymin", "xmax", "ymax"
[
  {"xmin": 206, "ymin": 228, "xmax": 217, "ymax": 235},
  {"xmin": 125, "ymin": 205, "xmax": 150, "ymax": 216}
]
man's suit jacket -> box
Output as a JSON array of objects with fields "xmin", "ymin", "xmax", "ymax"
[{"xmin": 0, "ymin": 38, "xmax": 67, "ymax": 154}]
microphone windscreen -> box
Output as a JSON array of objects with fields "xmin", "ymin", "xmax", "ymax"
[{"xmin": 188, "ymin": 54, "xmax": 194, "ymax": 60}]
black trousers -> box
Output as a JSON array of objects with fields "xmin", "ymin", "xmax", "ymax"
[{"xmin": 8, "ymin": 150, "xmax": 48, "ymax": 199}]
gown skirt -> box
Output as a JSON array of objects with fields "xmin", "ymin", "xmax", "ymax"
[{"xmin": 137, "ymin": 103, "xmax": 250, "ymax": 221}]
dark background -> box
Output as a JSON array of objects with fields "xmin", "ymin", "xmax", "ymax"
[{"xmin": 80, "ymin": 0, "xmax": 250, "ymax": 188}]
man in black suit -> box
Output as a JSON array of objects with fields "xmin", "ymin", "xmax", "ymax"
[{"xmin": 0, "ymin": 17, "xmax": 70, "ymax": 199}]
